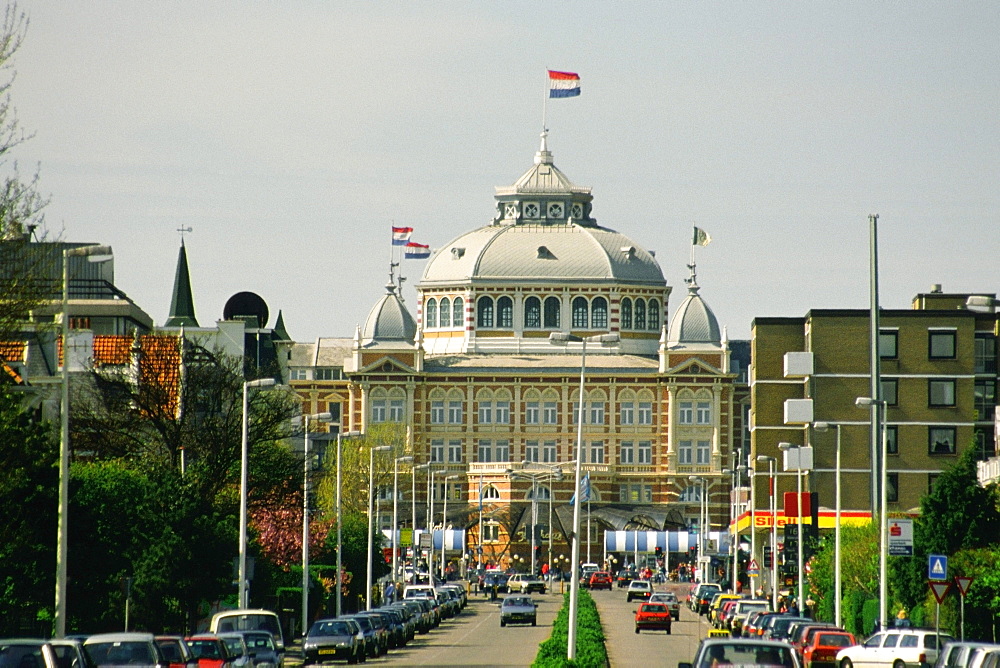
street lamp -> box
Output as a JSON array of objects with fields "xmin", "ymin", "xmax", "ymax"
[
  {"xmin": 548, "ymin": 331, "xmax": 618, "ymax": 662},
  {"xmin": 688, "ymin": 475, "xmax": 708, "ymax": 582},
  {"xmin": 392, "ymin": 455, "xmax": 413, "ymax": 585},
  {"xmin": 722, "ymin": 466, "xmax": 745, "ymax": 595},
  {"xmin": 240, "ymin": 377, "xmax": 278, "ymax": 608},
  {"xmin": 857, "ymin": 395, "xmax": 889, "ymax": 630},
  {"xmin": 441, "ymin": 474, "xmax": 460, "ymax": 581},
  {"xmin": 813, "ymin": 421, "xmax": 843, "ymax": 626},
  {"xmin": 336, "ymin": 430, "xmax": 362, "ymax": 617},
  {"xmin": 510, "ymin": 463, "xmax": 564, "ymax": 578},
  {"xmin": 756, "ymin": 455, "xmax": 777, "ymax": 611},
  {"xmin": 367, "ymin": 444, "xmax": 392, "ymax": 610},
  {"xmin": 300, "ymin": 411, "xmax": 332, "ymax": 637},
  {"xmin": 412, "ymin": 463, "xmax": 430, "ymax": 571},
  {"xmin": 56, "ymin": 244, "xmax": 112, "ymax": 638},
  {"xmin": 778, "ymin": 442, "xmax": 811, "ymax": 614}
]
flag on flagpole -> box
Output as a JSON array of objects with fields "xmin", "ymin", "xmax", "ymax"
[
  {"xmin": 404, "ymin": 241, "xmax": 430, "ymax": 259},
  {"xmin": 693, "ymin": 226, "xmax": 712, "ymax": 247},
  {"xmin": 569, "ymin": 473, "xmax": 592, "ymax": 506},
  {"xmin": 548, "ymin": 70, "xmax": 581, "ymax": 98},
  {"xmin": 392, "ymin": 226, "xmax": 413, "ymax": 245}
]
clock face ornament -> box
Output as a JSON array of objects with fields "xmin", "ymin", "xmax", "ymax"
[
  {"xmin": 523, "ymin": 202, "xmax": 539, "ymax": 218},
  {"xmin": 547, "ymin": 202, "xmax": 564, "ymax": 219},
  {"xmin": 571, "ymin": 203, "xmax": 584, "ymax": 218}
]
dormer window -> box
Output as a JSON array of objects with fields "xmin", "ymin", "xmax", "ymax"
[
  {"xmin": 504, "ymin": 203, "xmax": 519, "ymax": 219},
  {"xmin": 524, "ymin": 202, "xmax": 540, "ymax": 218},
  {"xmin": 571, "ymin": 203, "xmax": 584, "ymax": 218},
  {"xmin": 537, "ymin": 246, "xmax": 556, "ymax": 260},
  {"xmin": 621, "ymin": 246, "xmax": 636, "ymax": 259},
  {"xmin": 547, "ymin": 202, "xmax": 564, "ymax": 219},
  {"xmin": 451, "ymin": 247, "xmax": 465, "ymax": 259}
]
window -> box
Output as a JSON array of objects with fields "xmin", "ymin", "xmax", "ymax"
[
  {"xmin": 371, "ymin": 399, "xmax": 386, "ymax": 423},
  {"xmin": 678, "ymin": 402, "xmax": 693, "ymax": 424},
  {"xmin": 430, "ymin": 401, "xmax": 445, "ymax": 424},
  {"xmin": 543, "ymin": 402, "xmax": 558, "ymax": 424},
  {"xmin": 621, "ymin": 298, "xmax": 632, "ymax": 329},
  {"xmin": 696, "ymin": 440, "xmax": 711, "ymax": 464},
  {"xmin": 316, "ymin": 368, "xmax": 338, "ymax": 380},
  {"xmin": 929, "ymin": 426, "xmax": 956, "ymax": 455},
  {"xmin": 525, "ymin": 401, "xmax": 540, "ymax": 424},
  {"xmin": 542, "ymin": 441, "xmax": 557, "ymax": 463},
  {"xmin": 589, "ymin": 440, "xmax": 605, "ymax": 464},
  {"xmin": 477, "ymin": 296, "xmax": 494, "ymax": 328},
  {"xmin": 448, "ymin": 400, "xmax": 463, "ymax": 423},
  {"xmin": 478, "ymin": 439, "xmax": 492, "ymax": 463},
  {"xmin": 572, "ymin": 297, "xmax": 589, "ymax": 328},
  {"xmin": 929, "ymin": 330, "xmax": 956, "ymax": 359},
  {"xmin": 495, "ymin": 401, "xmax": 510, "ymax": 424},
  {"xmin": 638, "ymin": 441, "xmax": 652, "ymax": 464},
  {"xmin": 678, "ymin": 440, "xmax": 692, "ymax": 465},
  {"xmin": 882, "ymin": 379, "xmax": 898, "ymax": 406},
  {"xmin": 620, "ymin": 441, "xmax": 635, "ymax": 464},
  {"xmin": 430, "ymin": 439, "xmax": 444, "ymax": 463},
  {"xmin": 439, "ymin": 297, "xmax": 451, "ymax": 327},
  {"xmin": 497, "ymin": 296, "xmax": 513, "ymax": 328},
  {"xmin": 634, "ymin": 299, "xmax": 646, "ymax": 330},
  {"xmin": 887, "ymin": 473, "xmax": 899, "ymax": 503},
  {"xmin": 525, "ymin": 440, "xmax": 539, "ymax": 463},
  {"xmin": 495, "ymin": 439, "xmax": 509, "ymax": 462},
  {"xmin": 975, "ymin": 380, "xmax": 996, "ymax": 420},
  {"xmin": 524, "ymin": 297, "xmax": 541, "ymax": 328},
  {"xmin": 886, "ymin": 425, "xmax": 898, "ymax": 455},
  {"xmin": 648, "ymin": 299, "xmax": 659, "ymax": 330},
  {"xmin": 928, "ymin": 379, "xmax": 956, "ymax": 407},
  {"xmin": 592, "ymin": 297, "xmax": 608, "ymax": 329},
  {"xmin": 289, "ymin": 368, "xmax": 309, "ymax": 380},
  {"xmin": 620, "ymin": 402, "xmax": 635, "ymax": 425},
  {"xmin": 478, "ymin": 402, "xmax": 493, "ymax": 424},
  {"xmin": 975, "ymin": 427, "xmax": 996, "ymax": 460},
  {"xmin": 620, "ymin": 483, "xmax": 653, "ymax": 503},
  {"xmin": 482, "ymin": 485, "xmax": 501, "ymax": 501},
  {"xmin": 879, "ymin": 329, "xmax": 898, "ymax": 359},
  {"xmin": 975, "ymin": 333, "xmax": 997, "ymax": 373},
  {"xmin": 426, "ymin": 298, "xmax": 438, "ymax": 328},
  {"xmin": 453, "ymin": 298, "xmax": 464, "ymax": 327},
  {"xmin": 590, "ymin": 402, "xmax": 605, "ymax": 425},
  {"xmin": 447, "ymin": 440, "xmax": 463, "ymax": 463},
  {"xmin": 638, "ymin": 402, "xmax": 653, "ymax": 425},
  {"xmin": 483, "ymin": 522, "xmax": 500, "ymax": 542},
  {"xmin": 572, "ymin": 402, "xmax": 582, "ymax": 425},
  {"xmin": 696, "ymin": 402, "xmax": 712, "ymax": 424},
  {"xmin": 543, "ymin": 296, "xmax": 561, "ymax": 328},
  {"xmin": 389, "ymin": 399, "xmax": 404, "ymax": 422}
]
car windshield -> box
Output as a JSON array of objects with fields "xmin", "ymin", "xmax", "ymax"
[
  {"xmin": 216, "ymin": 614, "xmax": 280, "ymax": 639},
  {"xmin": 85, "ymin": 642, "xmax": 155, "ymax": 667},
  {"xmin": 504, "ymin": 597, "xmax": 531, "ymax": 607},
  {"xmin": 186, "ymin": 640, "xmax": 222, "ymax": 660},
  {"xmin": 640, "ymin": 604, "xmax": 668, "ymax": 613},
  {"xmin": 242, "ymin": 635, "xmax": 273, "ymax": 651},
  {"xmin": 349, "ymin": 617, "xmax": 373, "ymax": 632},
  {"xmin": 697, "ymin": 643, "xmax": 796, "ymax": 668},
  {"xmin": 0, "ymin": 644, "xmax": 45, "ymax": 668}
]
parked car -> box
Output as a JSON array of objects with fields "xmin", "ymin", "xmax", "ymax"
[
  {"xmin": 211, "ymin": 635, "xmax": 250, "ymax": 668},
  {"xmin": 83, "ymin": 633, "xmax": 166, "ymax": 668},
  {"xmin": 626, "ymin": 580, "xmax": 653, "ymax": 602},
  {"xmin": 507, "ymin": 574, "xmax": 546, "ymax": 595},
  {"xmin": 302, "ymin": 618, "xmax": 364, "ymax": 666},
  {"xmin": 587, "ymin": 571, "xmax": 613, "ymax": 590},
  {"xmin": 801, "ymin": 630, "xmax": 855, "ymax": 668},
  {"xmin": 709, "ymin": 594, "xmax": 742, "ymax": 625},
  {"xmin": 729, "ymin": 600, "xmax": 771, "ymax": 637},
  {"xmin": 649, "ymin": 591, "xmax": 681, "ymax": 621},
  {"xmin": 209, "ymin": 611, "xmax": 284, "ymax": 658},
  {"xmin": 184, "ymin": 636, "xmax": 233, "ymax": 668},
  {"xmin": 153, "ymin": 637, "xmax": 197, "ymax": 668},
  {"xmin": 499, "ymin": 596, "xmax": 537, "ymax": 627},
  {"xmin": 579, "ymin": 563, "xmax": 600, "ymax": 587},
  {"xmin": 679, "ymin": 637, "xmax": 802, "ymax": 668},
  {"xmin": 634, "ymin": 602, "xmax": 672, "ymax": 634},
  {"xmin": 835, "ymin": 629, "xmax": 954, "ymax": 668},
  {"xmin": 0, "ymin": 638, "xmax": 89, "ymax": 668},
  {"xmin": 935, "ymin": 641, "xmax": 1000, "ymax": 668},
  {"xmin": 232, "ymin": 633, "xmax": 278, "ymax": 668},
  {"xmin": 691, "ymin": 583, "xmax": 723, "ymax": 615}
]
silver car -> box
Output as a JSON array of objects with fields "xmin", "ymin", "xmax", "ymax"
[{"xmin": 499, "ymin": 596, "xmax": 537, "ymax": 627}]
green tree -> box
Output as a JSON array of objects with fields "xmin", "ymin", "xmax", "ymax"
[
  {"xmin": 807, "ymin": 520, "xmax": 880, "ymax": 635},
  {"xmin": 318, "ymin": 512, "xmax": 388, "ymax": 615},
  {"xmin": 314, "ymin": 423, "xmax": 409, "ymax": 519}
]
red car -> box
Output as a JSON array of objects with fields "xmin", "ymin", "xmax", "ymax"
[
  {"xmin": 801, "ymin": 630, "xmax": 856, "ymax": 667},
  {"xmin": 634, "ymin": 602, "xmax": 672, "ymax": 634},
  {"xmin": 184, "ymin": 636, "xmax": 233, "ymax": 668},
  {"xmin": 588, "ymin": 571, "xmax": 613, "ymax": 590},
  {"xmin": 154, "ymin": 636, "xmax": 197, "ymax": 668}
]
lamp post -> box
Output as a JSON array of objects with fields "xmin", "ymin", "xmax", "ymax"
[
  {"xmin": 548, "ymin": 331, "xmax": 618, "ymax": 661},
  {"xmin": 722, "ymin": 465, "xmax": 745, "ymax": 595},
  {"xmin": 240, "ymin": 377, "xmax": 278, "ymax": 609},
  {"xmin": 814, "ymin": 421, "xmax": 843, "ymax": 626},
  {"xmin": 688, "ymin": 475, "xmax": 707, "ymax": 582},
  {"xmin": 300, "ymin": 411, "xmax": 332, "ymax": 637},
  {"xmin": 336, "ymin": 430, "xmax": 362, "ymax": 617},
  {"xmin": 778, "ymin": 442, "xmax": 810, "ymax": 614},
  {"xmin": 367, "ymin": 444, "xmax": 392, "ymax": 610},
  {"xmin": 756, "ymin": 455, "xmax": 777, "ymax": 611},
  {"xmin": 393, "ymin": 455, "xmax": 413, "ymax": 585},
  {"xmin": 441, "ymin": 474, "xmax": 459, "ymax": 581},
  {"xmin": 748, "ymin": 452, "xmax": 756, "ymax": 591},
  {"xmin": 510, "ymin": 463, "xmax": 564, "ymax": 578},
  {"xmin": 412, "ymin": 463, "xmax": 429, "ymax": 571},
  {"xmin": 55, "ymin": 244, "xmax": 112, "ymax": 638},
  {"xmin": 857, "ymin": 395, "xmax": 889, "ymax": 630}
]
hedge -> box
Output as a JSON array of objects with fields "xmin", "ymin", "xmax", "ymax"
[{"xmin": 532, "ymin": 589, "xmax": 609, "ymax": 667}]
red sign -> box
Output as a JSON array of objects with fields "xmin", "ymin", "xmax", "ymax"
[
  {"xmin": 929, "ymin": 580, "xmax": 951, "ymax": 604},
  {"xmin": 954, "ymin": 576, "xmax": 974, "ymax": 596},
  {"xmin": 783, "ymin": 492, "xmax": 815, "ymax": 518}
]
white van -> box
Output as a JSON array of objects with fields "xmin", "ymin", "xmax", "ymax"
[{"xmin": 209, "ymin": 609, "xmax": 285, "ymax": 655}]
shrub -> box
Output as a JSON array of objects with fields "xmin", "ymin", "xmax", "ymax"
[{"xmin": 533, "ymin": 589, "xmax": 608, "ymax": 667}]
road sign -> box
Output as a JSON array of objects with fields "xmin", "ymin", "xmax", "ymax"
[
  {"xmin": 929, "ymin": 580, "xmax": 951, "ymax": 604},
  {"xmin": 747, "ymin": 559, "xmax": 759, "ymax": 577},
  {"xmin": 888, "ymin": 519, "xmax": 913, "ymax": 556},
  {"xmin": 955, "ymin": 576, "xmax": 974, "ymax": 596},
  {"xmin": 928, "ymin": 554, "xmax": 948, "ymax": 581}
]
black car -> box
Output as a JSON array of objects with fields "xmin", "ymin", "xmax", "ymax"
[
  {"xmin": 302, "ymin": 618, "xmax": 364, "ymax": 665},
  {"xmin": 341, "ymin": 615, "xmax": 381, "ymax": 658}
]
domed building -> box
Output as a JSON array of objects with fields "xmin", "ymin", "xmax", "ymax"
[{"xmin": 291, "ymin": 133, "xmax": 749, "ymax": 577}]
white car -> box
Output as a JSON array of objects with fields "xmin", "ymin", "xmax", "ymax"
[
  {"xmin": 836, "ymin": 629, "xmax": 954, "ymax": 667},
  {"xmin": 626, "ymin": 580, "xmax": 653, "ymax": 602}
]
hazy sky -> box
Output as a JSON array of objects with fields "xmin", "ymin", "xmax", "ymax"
[{"xmin": 11, "ymin": 2, "xmax": 1000, "ymax": 343}]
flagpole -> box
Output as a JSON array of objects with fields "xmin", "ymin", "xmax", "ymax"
[{"xmin": 542, "ymin": 70, "xmax": 548, "ymax": 131}]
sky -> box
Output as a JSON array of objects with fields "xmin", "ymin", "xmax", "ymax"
[{"xmin": 10, "ymin": 2, "xmax": 1000, "ymax": 343}]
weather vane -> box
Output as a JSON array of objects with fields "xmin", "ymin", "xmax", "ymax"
[{"xmin": 177, "ymin": 226, "xmax": 193, "ymax": 242}]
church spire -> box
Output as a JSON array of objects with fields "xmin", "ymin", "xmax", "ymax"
[{"xmin": 165, "ymin": 240, "xmax": 199, "ymax": 327}]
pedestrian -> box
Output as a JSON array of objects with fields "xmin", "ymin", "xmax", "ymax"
[
  {"xmin": 894, "ymin": 609, "xmax": 911, "ymax": 628},
  {"xmin": 384, "ymin": 581, "xmax": 395, "ymax": 603}
]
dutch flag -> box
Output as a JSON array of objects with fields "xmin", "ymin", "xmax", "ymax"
[
  {"xmin": 548, "ymin": 70, "xmax": 581, "ymax": 98},
  {"xmin": 392, "ymin": 226, "xmax": 413, "ymax": 245}
]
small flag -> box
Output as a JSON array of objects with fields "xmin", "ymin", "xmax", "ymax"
[
  {"xmin": 392, "ymin": 226, "xmax": 413, "ymax": 245},
  {"xmin": 569, "ymin": 473, "xmax": 592, "ymax": 506},
  {"xmin": 404, "ymin": 241, "xmax": 430, "ymax": 259},
  {"xmin": 693, "ymin": 226, "xmax": 712, "ymax": 247},
  {"xmin": 548, "ymin": 70, "xmax": 581, "ymax": 98}
]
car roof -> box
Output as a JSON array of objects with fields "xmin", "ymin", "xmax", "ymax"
[{"xmin": 84, "ymin": 633, "xmax": 155, "ymax": 644}]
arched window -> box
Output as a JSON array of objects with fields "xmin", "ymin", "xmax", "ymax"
[
  {"xmin": 635, "ymin": 298, "xmax": 646, "ymax": 330},
  {"xmin": 524, "ymin": 297, "xmax": 541, "ymax": 328},
  {"xmin": 572, "ymin": 297, "xmax": 589, "ymax": 328},
  {"xmin": 591, "ymin": 297, "xmax": 608, "ymax": 329},
  {"xmin": 543, "ymin": 296, "xmax": 561, "ymax": 328},
  {"xmin": 477, "ymin": 296, "xmax": 494, "ymax": 328},
  {"xmin": 621, "ymin": 298, "xmax": 633, "ymax": 329},
  {"xmin": 526, "ymin": 485, "xmax": 551, "ymax": 501},
  {"xmin": 647, "ymin": 299, "xmax": 659, "ymax": 330},
  {"xmin": 497, "ymin": 296, "xmax": 513, "ymax": 328},
  {"xmin": 482, "ymin": 485, "xmax": 501, "ymax": 500},
  {"xmin": 439, "ymin": 297, "xmax": 451, "ymax": 327},
  {"xmin": 453, "ymin": 298, "xmax": 464, "ymax": 327},
  {"xmin": 425, "ymin": 298, "xmax": 438, "ymax": 328}
]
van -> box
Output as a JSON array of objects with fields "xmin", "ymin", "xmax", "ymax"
[{"xmin": 209, "ymin": 609, "xmax": 284, "ymax": 656}]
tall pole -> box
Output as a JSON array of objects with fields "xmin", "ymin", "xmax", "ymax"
[
  {"xmin": 531, "ymin": 476, "xmax": 538, "ymax": 575},
  {"xmin": 770, "ymin": 461, "xmax": 777, "ymax": 611},
  {"xmin": 336, "ymin": 432, "xmax": 343, "ymax": 616},
  {"xmin": 835, "ymin": 425, "xmax": 842, "ymax": 627},
  {"xmin": 567, "ymin": 337, "xmax": 587, "ymax": 660},
  {"xmin": 300, "ymin": 412, "xmax": 332, "ymax": 636},
  {"xmin": 393, "ymin": 456, "xmax": 413, "ymax": 585},
  {"xmin": 879, "ymin": 406, "xmax": 888, "ymax": 630},
  {"xmin": 55, "ymin": 249, "xmax": 71, "ymax": 638},
  {"xmin": 749, "ymin": 454, "xmax": 756, "ymax": 593},
  {"xmin": 411, "ymin": 463, "xmax": 428, "ymax": 577},
  {"xmin": 868, "ymin": 213, "xmax": 881, "ymax": 518},
  {"xmin": 239, "ymin": 378, "xmax": 276, "ymax": 609},
  {"xmin": 796, "ymin": 464, "xmax": 804, "ymax": 612},
  {"xmin": 441, "ymin": 475, "xmax": 458, "ymax": 581},
  {"xmin": 478, "ymin": 473, "xmax": 484, "ymax": 569},
  {"xmin": 367, "ymin": 444, "xmax": 391, "ymax": 610}
]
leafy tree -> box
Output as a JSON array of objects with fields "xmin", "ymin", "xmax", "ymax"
[
  {"xmin": 807, "ymin": 520, "xmax": 879, "ymax": 635},
  {"xmin": 318, "ymin": 512, "xmax": 388, "ymax": 615},
  {"xmin": 314, "ymin": 423, "xmax": 409, "ymax": 519}
]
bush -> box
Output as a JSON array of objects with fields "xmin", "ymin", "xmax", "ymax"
[{"xmin": 533, "ymin": 589, "xmax": 609, "ymax": 667}]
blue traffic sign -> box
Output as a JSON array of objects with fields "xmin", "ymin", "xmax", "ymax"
[{"xmin": 928, "ymin": 554, "xmax": 948, "ymax": 581}]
